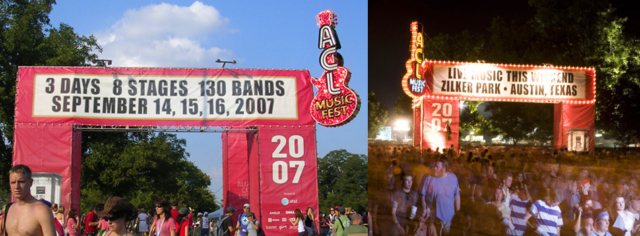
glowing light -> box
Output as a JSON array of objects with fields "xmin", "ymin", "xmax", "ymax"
[{"xmin": 394, "ymin": 119, "xmax": 411, "ymax": 132}]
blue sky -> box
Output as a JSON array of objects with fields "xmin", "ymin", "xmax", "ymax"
[{"xmin": 49, "ymin": 1, "xmax": 367, "ymax": 204}]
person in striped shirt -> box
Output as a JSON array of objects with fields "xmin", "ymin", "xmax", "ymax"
[
  {"xmin": 524, "ymin": 190, "xmax": 563, "ymax": 236},
  {"xmin": 507, "ymin": 183, "xmax": 531, "ymax": 236}
]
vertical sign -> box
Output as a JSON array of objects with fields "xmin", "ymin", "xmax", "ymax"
[
  {"xmin": 310, "ymin": 10, "xmax": 361, "ymax": 127},
  {"xmin": 402, "ymin": 22, "xmax": 427, "ymax": 98},
  {"xmin": 258, "ymin": 126, "xmax": 318, "ymax": 235}
]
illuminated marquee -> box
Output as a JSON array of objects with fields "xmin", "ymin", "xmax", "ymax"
[
  {"xmin": 421, "ymin": 61, "xmax": 596, "ymax": 104},
  {"xmin": 310, "ymin": 10, "xmax": 361, "ymax": 127},
  {"xmin": 403, "ymin": 21, "xmax": 597, "ymax": 155}
]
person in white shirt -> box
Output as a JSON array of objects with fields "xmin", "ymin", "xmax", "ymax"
[
  {"xmin": 201, "ymin": 212, "xmax": 210, "ymax": 236},
  {"xmin": 137, "ymin": 209, "xmax": 150, "ymax": 236}
]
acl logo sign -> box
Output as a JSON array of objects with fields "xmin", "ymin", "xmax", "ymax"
[{"xmin": 310, "ymin": 10, "xmax": 361, "ymax": 127}]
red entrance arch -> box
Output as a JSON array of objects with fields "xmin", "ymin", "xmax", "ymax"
[
  {"xmin": 14, "ymin": 66, "xmax": 318, "ymax": 235},
  {"xmin": 402, "ymin": 22, "xmax": 596, "ymax": 154}
]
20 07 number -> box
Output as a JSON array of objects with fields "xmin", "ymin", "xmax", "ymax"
[
  {"xmin": 271, "ymin": 135, "xmax": 305, "ymax": 184},
  {"xmin": 431, "ymin": 103, "xmax": 452, "ymax": 131}
]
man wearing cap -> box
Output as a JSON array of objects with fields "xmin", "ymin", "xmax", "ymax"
[
  {"xmin": 245, "ymin": 212, "xmax": 260, "ymax": 236},
  {"xmin": 333, "ymin": 207, "xmax": 350, "ymax": 236},
  {"xmin": 194, "ymin": 212, "xmax": 202, "ymax": 234},
  {"xmin": 221, "ymin": 207, "xmax": 236, "ymax": 236},
  {"xmin": 201, "ymin": 212, "xmax": 210, "ymax": 236},
  {"xmin": 343, "ymin": 214, "xmax": 367, "ymax": 236},
  {"xmin": 171, "ymin": 202, "xmax": 180, "ymax": 221},
  {"xmin": 176, "ymin": 207, "xmax": 191, "ymax": 236},
  {"xmin": 235, "ymin": 204, "xmax": 250, "ymax": 236}
]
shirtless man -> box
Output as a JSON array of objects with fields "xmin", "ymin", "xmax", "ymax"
[{"xmin": 3, "ymin": 165, "xmax": 57, "ymax": 236}]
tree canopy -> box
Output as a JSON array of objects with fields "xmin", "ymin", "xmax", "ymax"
[
  {"xmin": 317, "ymin": 149, "xmax": 367, "ymax": 214},
  {"xmin": 0, "ymin": 0, "xmax": 101, "ymax": 196},
  {"xmin": 80, "ymin": 132, "xmax": 218, "ymax": 213},
  {"xmin": 368, "ymin": 92, "xmax": 388, "ymax": 138}
]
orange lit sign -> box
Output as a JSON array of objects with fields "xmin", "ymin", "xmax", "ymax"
[
  {"xmin": 421, "ymin": 60, "xmax": 596, "ymax": 105},
  {"xmin": 401, "ymin": 22, "xmax": 427, "ymax": 98}
]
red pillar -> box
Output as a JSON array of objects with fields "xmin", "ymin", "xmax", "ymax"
[
  {"xmin": 13, "ymin": 123, "xmax": 81, "ymax": 213},
  {"xmin": 553, "ymin": 103, "xmax": 596, "ymax": 155},
  {"xmin": 420, "ymin": 97, "xmax": 459, "ymax": 152}
]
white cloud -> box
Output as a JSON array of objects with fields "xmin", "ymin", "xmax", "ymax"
[
  {"xmin": 208, "ymin": 166, "xmax": 223, "ymax": 178},
  {"xmin": 96, "ymin": 1, "xmax": 233, "ymax": 67}
]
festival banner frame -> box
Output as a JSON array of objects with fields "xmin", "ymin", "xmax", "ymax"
[
  {"xmin": 17, "ymin": 67, "xmax": 315, "ymax": 126},
  {"xmin": 403, "ymin": 22, "xmax": 596, "ymax": 154},
  {"xmin": 14, "ymin": 67, "xmax": 319, "ymax": 233}
]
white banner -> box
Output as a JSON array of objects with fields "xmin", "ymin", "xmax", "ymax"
[
  {"xmin": 432, "ymin": 65, "xmax": 587, "ymax": 100},
  {"xmin": 32, "ymin": 75, "xmax": 298, "ymax": 120}
]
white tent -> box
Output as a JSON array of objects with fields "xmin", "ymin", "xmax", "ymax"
[{"xmin": 208, "ymin": 208, "xmax": 224, "ymax": 220}]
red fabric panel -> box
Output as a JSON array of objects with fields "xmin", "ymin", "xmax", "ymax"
[
  {"xmin": 16, "ymin": 67, "xmax": 314, "ymax": 126},
  {"xmin": 257, "ymin": 126, "xmax": 318, "ymax": 235},
  {"xmin": 562, "ymin": 103, "xmax": 596, "ymax": 155},
  {"xmin": 413, "ymin": 106, "xmax": 422, "ymax": 148},
  {"xmin": 221, "ymin": 133, "xmax": 229, "ymax": 211},
  {"xmin": 225, "ymin": 132, "xmax": 251, "ymax": 224},
  {"xmin": 421, "ymin": 98, "xmax": 459, "ymax": 152},
  {"xmin": 247, "ymin": 132, "xmax": 261, "ymax": 223},
  {"xmin": 13, "ymin": 123, "xmax": 73, "ymax": 209},
  {"xmin": 553, "ymin": 103, "xmax": 563, "ymax": 149},
  {"xmin": 72, "ymin": 129, "xmax": 82, "ymax": 212}
]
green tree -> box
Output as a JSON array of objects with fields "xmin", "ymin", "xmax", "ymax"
[
  {"xmin": 484, "ymin": 103, "xmax": 553, "ymax": 145},
  {"xmin": 317, "ymin": 149, "xmax": 367, "ymax": 214},
  {"xmin": 0, "ymin": 0, "xmax": 101, "ymax": 196},
  {"xmin": 423, "ymin": 31, "xmax": 484, "ymax": 61},
  {"xmin": 479, "ymin": 0, "xmax": 640, "ymax": 145},
  {"xmin": 597, "ymin": 67, "xmax": 640, "ymax": 147},
  {"xmin": 459, "ymin": 101, "xmax": 486, "ymax": 134},
  {"xmin": 368, "ymin": 92, "xmax": 388, "ymax": 138},
  {"xmin": 80, "ymin": 132, "xmax": 218, "ymax": 213}
]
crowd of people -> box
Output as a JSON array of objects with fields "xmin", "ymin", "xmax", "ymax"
[
  {"xmin": 0, "ymin": 164, "xmax": 366, "ymax": 236},
  {"xmin": 308, "ymin": 206, "xmax": 369, "ymax": 236},
  {"xmin": 370, "ymin": 144, "xmax": 640, "ymax": 236},
  {"xmin": 0, "ymin": 165, "xmax": 270, "ymax": 236}
]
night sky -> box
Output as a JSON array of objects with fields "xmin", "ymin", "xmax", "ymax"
[{"xmin": 369, "ymin": 0, "xmax": 640, "ymax": 112}]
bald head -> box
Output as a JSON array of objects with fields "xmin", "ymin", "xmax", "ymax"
[{"xmin": 350, "ymin": 213, "xmax": 362, "ymax": 225}]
